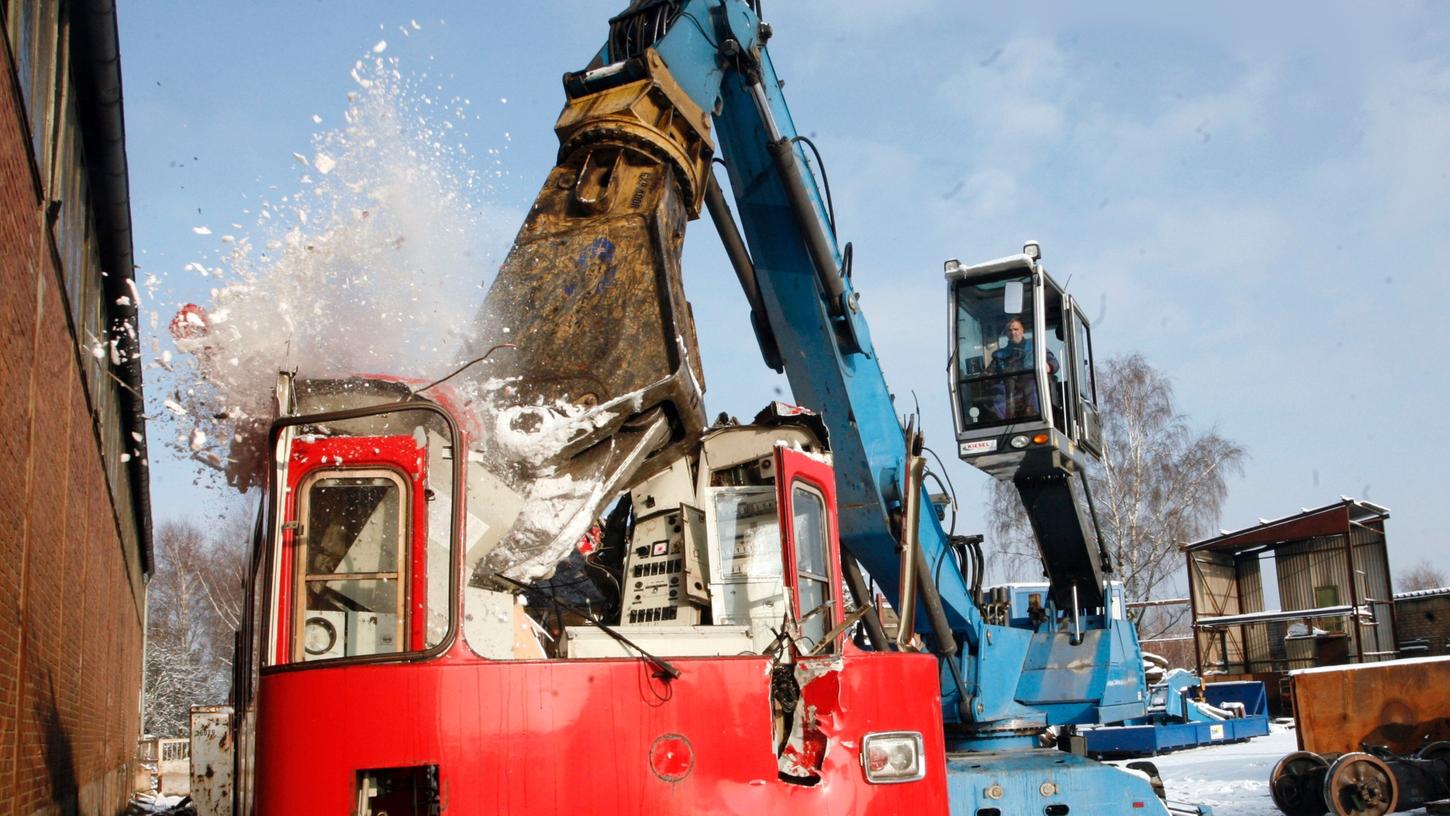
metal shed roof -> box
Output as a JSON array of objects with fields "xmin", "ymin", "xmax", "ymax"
[{"xmin": 1181, "ymin": 497, "xmax": 1390, "ymax": 554}]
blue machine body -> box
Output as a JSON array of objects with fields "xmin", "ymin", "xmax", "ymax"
[
  {"xmin": 586, "ymin": 2, "xmax": 1196, "ymax": 813},
  {"xmin": 1082, "ymin": 676, "xmax": 1271, "ymax": 757}
]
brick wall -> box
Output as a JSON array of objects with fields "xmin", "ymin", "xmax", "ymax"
[
  {"xmin": 1394, "ymin": 593, "xmax": 1450, "ymax": 657},
  {"xmin": 0, "ymin": 36, "xmax": 145, "ymax": 816}
]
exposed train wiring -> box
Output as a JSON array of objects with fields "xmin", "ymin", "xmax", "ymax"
[{"xmin": 409, "ymin": 343, "xmax": 515, "ymax": 398}]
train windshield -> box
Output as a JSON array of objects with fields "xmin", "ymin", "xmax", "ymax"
[{"xmin": 954, "ymin": 274, "xmax": 1043, "ymax": 427}]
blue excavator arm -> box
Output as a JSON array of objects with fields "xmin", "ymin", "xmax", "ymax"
[
  {"xmin": 477, "ymin": 5, "xmax": 1186, "ymax": 812},
  {"xmin": 608, "ymin": 0, "xmax": 980, "ymax": 634}
]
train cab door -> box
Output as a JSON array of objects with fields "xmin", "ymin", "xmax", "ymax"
[
  {"xmin": 773, "ymin": 446, "xmax": 845, "ymax": 654},
  {"xmin": 275, "ymin": 435, "xmax": 430, "ymax": 664},
  {"xmin": 771, "ymin": 445, "xmax": 847, "ymax": 782}
]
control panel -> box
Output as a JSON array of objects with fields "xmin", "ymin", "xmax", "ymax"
[{"xmin": 621, "ymin": 505, "xmax": 710, "ymax": 625}]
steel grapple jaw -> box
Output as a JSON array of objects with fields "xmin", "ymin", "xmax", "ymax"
[{"xmin": 466, "ymin": 51, "xmax": 714, "ymax": 581}]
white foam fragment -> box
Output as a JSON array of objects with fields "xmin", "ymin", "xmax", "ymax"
[
  {"xmin": 159, "ymin": 55, "xmax": 488, "ymax": 495},
  {"xmin": 192, "ymin": 226, "xmax": 212, "ymax": 235}
]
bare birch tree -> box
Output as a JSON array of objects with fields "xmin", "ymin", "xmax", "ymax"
[
  {"xmin": 143, "ymin": 518, "xmax": 249, "ymax": 735},
  {"xmin": 987, "ymin": 354, "xmax": 1245, "ymax": 637},
  {"xmin": 1397, "ymin": 559, "xmax": 1448, "ymax": 592}
]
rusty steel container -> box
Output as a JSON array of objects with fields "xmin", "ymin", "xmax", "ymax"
[
  {"xmin": 1291, "ymin": 655, "xmax": 1450, "ymax": 755},
  {"xmin": 190, "ymin": 706, "xmax": 234, "ymax": 816}
]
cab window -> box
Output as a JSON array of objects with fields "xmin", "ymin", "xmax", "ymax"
[
  {"xmin": 791, "ymin": 484, "xmax": 832, "ymax": 650},
  {"xmin": 1075, "ymin": 318, "xmax": 1097, "ymax": 405},
  {"xmin": 954, "ymin": 275, "xmax": 1042, "ymax": 426}
]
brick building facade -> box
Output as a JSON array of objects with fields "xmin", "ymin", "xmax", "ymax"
[
  {"xmin": 1394, "ymin": 587, "xmax": 1450, "ymax": 657},
  {"xmin": 1, "ymin": 1, "xmax": 151, "ymax": 813}
]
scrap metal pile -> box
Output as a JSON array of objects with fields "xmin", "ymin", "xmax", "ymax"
[{"xmin": 1270, "ymin": 656, "xmax": 1450, "ymax": 815}]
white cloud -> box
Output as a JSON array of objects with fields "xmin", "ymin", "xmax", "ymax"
[
  {"xmin": 1358, "ymin": 56, "xmax": 1450, "ymax": 237},
  {"xmin": 934, "ymin": 35, "xmax": 1071, "ymax": 151}
]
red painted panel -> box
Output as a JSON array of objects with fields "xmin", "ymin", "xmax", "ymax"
[
  {"xmin": 255, "ymin": 649, "xmax": 948, "ymax": 814},
  {"xmin": 277, "ymin": 435, "xmax": 429, "ymax": 661}
]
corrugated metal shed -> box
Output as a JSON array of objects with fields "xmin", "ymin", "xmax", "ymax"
[{"xmin": 1183, "ymin": 498, "xmax": 1396, "ymax": 712}]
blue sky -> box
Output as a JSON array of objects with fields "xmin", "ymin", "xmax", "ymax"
[{"xmin": 120, "ymin": 2, "xmax": 1450, "ymax": 581}]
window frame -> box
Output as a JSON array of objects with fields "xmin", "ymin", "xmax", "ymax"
[
  {"xmin": 259, "ymin": 400, "xmax": 462, "ymax": 673},
  {"xmin": 950, "ymin": 272, "xmax": 1049, "ymax": 430},
  {"xmin": 292, "ymin": 467, "xmax": 411, "ymax": 663},
  {"xmin": 787, "ymin": 481, "xmax": 833, "ymax": 649}
]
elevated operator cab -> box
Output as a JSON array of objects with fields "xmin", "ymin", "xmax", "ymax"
[
  {"xmin": 945, "ymin": 241, "xmax": 1103, "ymax": 479},
  {"xmin": 946, "ymin": 242, "xmax": 1115, "ymax": 613}
]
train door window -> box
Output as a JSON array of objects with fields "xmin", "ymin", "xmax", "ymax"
[
  {"xmin": 790, "ymin": 484, "xmax": 832, "ymax": 649},
  {"xmin": 296, "ymin": 470, "xmax": 408, "ymax": 661}
]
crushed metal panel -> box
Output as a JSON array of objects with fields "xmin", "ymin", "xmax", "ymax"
[
  {"xmin": 189, "ymin": 706, "xmax": 234, "ymax": 816},
  {"xmin": 776, "ymin": 657, "xmax": 843, "ymax": 783},
  {"xmin": 464, "ymin": 53, "xmax": 713, "ymax": 583},
  {"xmin": 1291, "ymin": 655, "xmax": 1450, "ymax": 755}
]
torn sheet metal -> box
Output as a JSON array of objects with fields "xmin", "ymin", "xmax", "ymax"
[{"xmin": 776, "ymin": 657, "xmax": 845, "ymax": 783}]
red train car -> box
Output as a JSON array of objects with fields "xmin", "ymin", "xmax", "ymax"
[{"xmin": 230, "ymin": 374, "xmax": 948, "ymax": 814}]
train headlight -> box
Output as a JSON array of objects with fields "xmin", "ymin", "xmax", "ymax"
[
  {"xmin": 861, "ymin": 731, "xmax": 925, "ymax": 783},
  {"xmin": 1009, "ymin": 435, "xmax": 1029, "ymax": 449}
]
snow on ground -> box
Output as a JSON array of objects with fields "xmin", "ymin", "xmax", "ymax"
[{"xmin": 1144, "ymin": 723, "xmax": 1428, "ymax": 815}]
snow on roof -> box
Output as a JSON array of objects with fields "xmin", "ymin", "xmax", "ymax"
[
  {"xmin": 1393, "ymin": 586, "xmax": 1450, "ymax": 601},
  {"xmin": 1288, "ymin": 654, "xmax": 1450, "ymax": 677},
  {"xmin": 1182, "ymin": 497, "xmax": 1390, "ymax": 553}
]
